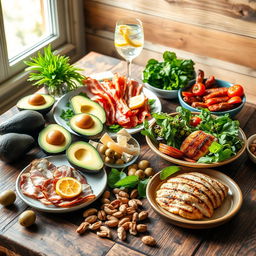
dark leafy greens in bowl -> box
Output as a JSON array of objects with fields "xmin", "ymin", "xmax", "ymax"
[
  {"xmin": 143, "ymin": 51, "xmax": 195, "ymax": 90},
  {"xmin": 142, "ymin": 107, "xmax": 245, "ymax": 164}
]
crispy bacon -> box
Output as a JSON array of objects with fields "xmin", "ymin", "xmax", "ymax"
[{"xmin": 83, "ymin": 74, "xmax": 151, "ymax": 129}]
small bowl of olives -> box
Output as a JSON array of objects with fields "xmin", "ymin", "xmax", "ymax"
[{"xmin": 98, "ymin": 136, "xmax": 140, "ymax": 169}]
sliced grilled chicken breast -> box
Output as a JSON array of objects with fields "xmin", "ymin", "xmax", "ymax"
[
  {"xmin": 179, "ymin": 173, "xmax": 222, "ymax": 207},
  {"xmin": 156, "ymin": 172, "xmax": 229, "ymax": 220},
  {"xmin": 180, "ymin": 131, "xmax": 216, "ymax": 160}
]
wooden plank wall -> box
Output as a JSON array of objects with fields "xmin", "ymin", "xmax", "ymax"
[{"xmin": 83, "ymin": 0, "xmax": 256, "ymax": 103}]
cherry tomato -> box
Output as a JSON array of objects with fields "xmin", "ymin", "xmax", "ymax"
[
  {"xmin": 192, "ymin": 83, "xmax": 206, "ymax": 96},
  {"xmin": 228, "ymin": 84, "xmax": 244, "ymax": 98},
  {"xmin": 182, "ymin": 91, "xmax": 194, "ymax": 97},
  {"xmin": 190, "ymin": 116, "xmax": 202, "ymax": 127},
  {"xmin": 228, "ymin": 96, "xmax": 242, "ymax": 104}
]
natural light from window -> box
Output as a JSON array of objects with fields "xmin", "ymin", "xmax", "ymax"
[{"xmin": 2, "ymin": 0, "xmax": 52, "ymax": 60}]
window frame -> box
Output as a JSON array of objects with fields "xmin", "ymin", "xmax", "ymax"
[{"xmin": 0, "ymin": 0, "xmax": 85, "ymax": 113}]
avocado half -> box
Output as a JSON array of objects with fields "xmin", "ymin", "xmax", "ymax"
[
  {"xmin": 69, "ymin": 113, "xmax": 103, "ymax": 137},
  {"xmin": 17, "ymin": 94, "xmax": 55, "ymax": 114},
  {"xmin": 70, "ymin": 95, "xmax": 106, "ymax": 123},
  {"xmin": 66, "ymin": 141, "xmax": 104, "ymax": 172},
  {"xmin": 38, "ymin": 124, "xmax": 72, "ymax": 154}
]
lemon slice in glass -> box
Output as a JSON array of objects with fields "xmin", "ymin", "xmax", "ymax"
[
  {"xmin": 129, "ymin": 95, "xmax": 146, "ymax": 109},
  {"xmin": 56, "ymin": 177, "xmax": 82, "ymax": 199},
  {"xmin": 118, "ymin": 25, "xmax": 142, "ymax": 48}
]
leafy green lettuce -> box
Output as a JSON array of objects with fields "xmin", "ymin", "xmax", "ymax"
[{"xmin": 143, "ymin": 51, "xmax": 195, "ymax": 90}]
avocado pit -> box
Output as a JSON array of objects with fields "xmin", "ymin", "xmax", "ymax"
[
  {"xmin": 75, "ymin": 114, "xmax": 94, "ymax": 129},
  {"xmin": 28, "ymin": 94, "xmax": 46, "ymax": 106},
  {"xmin": 46, "ymin": 130, "xmax": 65, "ymax": 145}
]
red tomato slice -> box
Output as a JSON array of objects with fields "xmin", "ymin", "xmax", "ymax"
[
  {"xmin": 182, "ymin": 91, "xmax": 195, "ymax": 97},
  {"xmin": 192, "ymin": 83, "xmax": 206, "ymax": 96},
  {"xmin": 228, "ymin": 96, "xmax": 242, "ymax": 104},
  {"xmin": 159, "ymin": 143, "xmax": 184, "ymax": 159},
  {"xmin": 190, "ymin": 116, "xmax": 202, "ymax": 127},
  {"xmin": 228, "ymin": 84, "xmax": 244, "ymax": 98}
]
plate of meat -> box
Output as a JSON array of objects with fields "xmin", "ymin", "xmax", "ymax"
[
  {"xmin": 52, "ymin": 73, "xmax": 161, "ymax": 135},
  {"xmin": 16, "ymin": 156, "xmax": 107, "ymax": 213},
  {"xmin": 146, "ymin": 168, "xmax": 243, "ymax": 229}
]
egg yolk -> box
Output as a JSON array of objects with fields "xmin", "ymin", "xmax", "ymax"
[
  {"xmin": 75, "ymin": 114, "xmax": 94, "ymax": 129},
  {"xmin": 46, "ymin": 130, "xmax": 65, "ymax": 145},
  {"xmin": 28, "ymin": 94, "xmax": 46, "ymax": 106}
]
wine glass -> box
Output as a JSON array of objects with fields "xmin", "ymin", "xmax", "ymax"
[{"xmin": 114, "ymin": 18, "xmax": 144, "ymax": 79}]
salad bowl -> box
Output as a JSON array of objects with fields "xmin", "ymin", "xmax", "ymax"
[{"xmin": 145, "ymin": 111, "xmax": 247, "ymax": 168}]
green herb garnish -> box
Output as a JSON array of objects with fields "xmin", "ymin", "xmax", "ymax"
[
  {"xmin": 160, "ymin": 166, "xmax": 180, "ymax": 180},
  {"xmin": 60, "ymin": 108, "xmax": 74, "ymax": 121},
  {"xmin": 143, "ymin": 51, "xmax": 195, "ymax": 90}
]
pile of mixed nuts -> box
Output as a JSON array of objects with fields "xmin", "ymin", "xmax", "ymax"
[{"xmin": 76, "ymin": 188, "xmax": 156, "ymax": 246}]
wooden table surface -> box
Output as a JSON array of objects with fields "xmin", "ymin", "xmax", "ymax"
[{"xmin": 1, "ymin": 52, "xmax": 256, "ymax": 256}]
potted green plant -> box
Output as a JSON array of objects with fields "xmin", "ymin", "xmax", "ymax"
[{"xmin": 24, "ymin": 45, "xmax": 85, "ymax": 97}]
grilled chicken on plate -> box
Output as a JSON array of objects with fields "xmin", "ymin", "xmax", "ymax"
[
  {"xmin": 180, "ymin": 130, "xmax": 216, "ymax": 160},
  {"xmin": 156, "ymin": 172, "xmax": 228, "ymax": 220}
]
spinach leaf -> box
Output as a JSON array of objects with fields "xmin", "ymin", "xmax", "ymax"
[
  {"xmin": 114, "ymin": 175, "xmax": 139, "ymax": 188},
  {"xmin": 160, "ymin": 166, "xmax": 181, "ymax": 180},
  {"xmin": 138, "ymin": 178, "xmax": 150, "ymax": 198},
  {"xmin": 107, "ymin": 168, "xmax": 122, "ymax": 188}
]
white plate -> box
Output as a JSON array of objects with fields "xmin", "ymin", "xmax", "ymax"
[
  {"xmin": 16, "ymin": 155, "xmax": 107, "ymax": 213},
  {"xmin": 52, "ymin": 77, "xmax": 162, "ymax": 135}
]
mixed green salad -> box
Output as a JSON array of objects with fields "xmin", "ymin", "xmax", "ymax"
[
  {"xmin": 142, "ymin": 51, "xmax": 195, "ymax": 90},
  {"xmin": 142, "ymin": 107, "xmax": 243, "ymax": 163}
]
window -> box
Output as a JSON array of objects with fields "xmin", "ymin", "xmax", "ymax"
[{"xmin": 0, "ymin": 0, "xmax": 85, "ymax": 112}]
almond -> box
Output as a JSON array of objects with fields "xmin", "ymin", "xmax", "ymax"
[
  {"xmin": 102, "ymin": 190, "xmax": 110, "ymax": 199},
  {"xmin": 110, "ymin": 199, "xmax": 121, "ymax": 209},
  {"xmin": 100, "ymin": 226, "xmax": 112, "ymax": 238},
  {"xmin": 119, "ymin": 197, "xmax": 129, "ymax": 204},
  {"xmin": 138, "ymin": 211, "xmax": 148, "ymax": 221},
  {"xmin": 105, "ymin": 219, "xmax": 119, "ymax": 228},
  {"xmin": 76, "ymin": 221, "xmax": 89, "ymax": 234},
  {"xmin": 137, "ymin": 224, "xmax": 147, "ymax": 232},
  {"xmin": 98, "ymin": 210, "xmax": 106, "ymax": 221},
  {"xmin": 83, "ymin": 208, "xmax": 97, "ymax": 218},
  {"xmin": 112, "ymin": 211, "xmax": 123, "ymax": 218},
  {"xmin": 121, "ymin": 221, "xmax": 131, "ymax": 231},
  {"xmin": 133, "ymin": 199, "xmax": 143, "ymax": 206},
  {"xmin": 112, "ymin": 188, "xmax": 121, "ymax": 194},
  {"xmin": 119, "ymin": 191, "xmax": 129, "ymax": 198},
  {"xmin": 119, "ymin": 204, "xmax": 127, "ymax": 214},
  {"xmin": 106, "ymin": 215, "xmax": 119, "ymax": 221},
  {"xmin": 96, "ymin": 231, "xmax": 108, "ymax": 238},
  {"xmin": 117, "ymin": 226, "xmax": 126, "ymax": 241},
  {"xmin": 142, "ymin": 236, "xmax": 156, "ymax": 246},
  {"xmin": 128, "ymin": 199, "xmax": 138, "ymax": 209},
  {"xmin": 104, "ymin": 206, "xmax": 117, "ymax": 215},
  {"xmin": 126, "ymin": 207, "xmax": 136, "ymax": 215},
  {"xmin": 101, "ymin": 198, "xmax": 110, "ymax": 204},
  {"xmin": 132, "ymin": 212, "xmax": 138, "ymax": 222},
  {"xmin": 89, "ymin": 221, "xmax": 102, "ymax": 230},
  {"xmin": 130, "ymin": 189, "xmax": 138, "ymax": 199},
  {"xmin": 84, "ymin": 215, "xmax": 97, "ymax": 224},
  {"xmin": 118, "ymin": 217, "xmax": 130, "ymax": 227},
  {"xmin": 129, "ymin": 222, "xmax": 137, "ymax": 236}
]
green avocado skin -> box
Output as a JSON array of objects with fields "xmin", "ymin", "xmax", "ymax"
[
  {"xmin": 0, "ymin": 133, "xmax": 35, "ymax": 163},
  {"xmin": 0, "ymin": 110, "xmax": 45, "ymax": 135}
]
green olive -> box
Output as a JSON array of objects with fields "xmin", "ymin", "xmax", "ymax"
[
  {"xmin": 114, "ymin": 152, "xmax": 122, "ymax": 159},
  {"xmin": 99, "ymin": 145, "xmax": 108, "ymax": 154},
  {"xmin": 105, "ymin": 148, "xmax": 115, "ymax": 158},
  {"xmin": 138, "ymin": 160, "xmax": 150, "ymax": 170},
  {"xmin": 105, "ymin": 156, "xmax": 115, "ymax": 164},
  {"xmin": 0, "ymin": 190, "xmax": 16, "ymax": 206},
  {"xmin": 144, "ymin": 167, "xmax": 155, "ymax": 177},
  {"xmin": 19, "ymin": 210, "xmax": 36, "ymax": 227},
  {"xmin": 128, "ymin": 164, "xmax": 138, "ymax": 171},
  {"xmin": 135, "ymin": 169, "xmax": 145, "ymax": 179},
  {"xmin": 115, "ymin": 159, "xmax": 124, "ymax": 165},
  {"xmin": 128, "ymin": 168, "xmax": 137, "ymax": 176}
]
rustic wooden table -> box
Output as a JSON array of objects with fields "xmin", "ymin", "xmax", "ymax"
[{"xmin": 1, "ymin": 52, "xmax": 256, "ymax": 256}]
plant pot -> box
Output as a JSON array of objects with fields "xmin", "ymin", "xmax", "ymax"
[{"xmin": 44, "ymin": 83, "xmax": 69, "ymax": 98}]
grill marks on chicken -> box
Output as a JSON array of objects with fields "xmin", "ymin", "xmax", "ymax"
[
  {"xmin": 156, "ymin": 172, "xmax": 228, "ymax": 220},
  {"xmin": 180, "ymin": 131, "xmax": 216, "ymax": 160}
]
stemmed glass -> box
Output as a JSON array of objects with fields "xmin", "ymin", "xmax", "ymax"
[{"xmin": 114, "ymin": 18, "xmax": 144, "ymax": 79}]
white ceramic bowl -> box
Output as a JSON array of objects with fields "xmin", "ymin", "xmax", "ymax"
[{"xmin": 246, "ymin": 134, "xmax": 256, "ymax": 164}]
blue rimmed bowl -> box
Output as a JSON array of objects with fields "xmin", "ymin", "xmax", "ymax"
[{"xmin": 178, "ymin": 79, "xmax": 246, "ymax": 117}]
